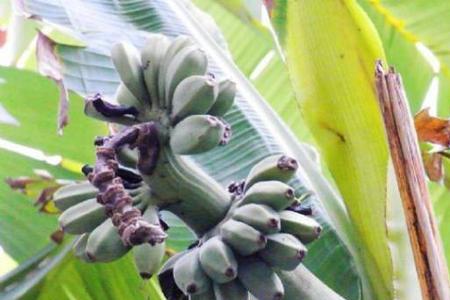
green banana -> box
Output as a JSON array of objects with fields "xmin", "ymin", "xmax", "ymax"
[
  {"xmin": 231, "ymin": 204, "xmax": 280, "ymax": 234},
  {"xmin": 58, "ymin": 198, "xmax": 107, "ymax": 234},
  {"xmin": 171, "ymin": 75, "xmax": 217, "ymax": 122},
  {"xmin": 53, "ymin": 181, "xmax": 98, "ymax": 211},
  {"xmin": 85, "ymin": 219, "xmax": 130, "ymax": 262},
  {"xmin": 132, "ymin": 206, "xmax": 165, "ymax": 279},
  {"xmin": 173, "ymin": 248, "xmax": 211, "ymax": 295},
  {"xmin": 238, "ymin": 257, "xmax": 284, "ymax": 300},
  {"xmin": 220, "ymin": 219, "xmax": 266, "ymax": 256},
  {"xmin": 170, "ymin": 115, "xmax": 224, "ymax": 155},
  {"xmin": 158, "ymin": 35, "xmax": 195, "ymax": 104},
  {"xmin": 207, "ymin": 79, "xmax": 236, "ymax": 117},
  {"xmin": 114, "ymin": 83, "xmax": 144, "ymax": 112},
  {"xmin": 244, "ymin": 154, "xmax": 298, "ymax": 190},
  {"xmin": 279, "ymin": 210, "xmax": 322, "ymax": 244},
  {"xmin": 111, "ymin": 42, "xmax": 150, "ymax": 104},
  {"xmin": 141, "ymin": 34, "xmax": 170, "ymax": 109},
  {"xmin": 198, "ymin": 236, "xmax": 237, "ymax": 283},
  {"xmin": 239, "ymin": 180, "xmax": 296, "ymax": 211},
  {"xmin": 133, "ymin": 243, "xmax": 165, "ymax": 279},
  {"xmin": 73, "ymin": 234, "xmax": 91, "ymax": 262},
  {"xmin": 164, "ymin": 45, "xmax": 208, "ymax": 105},
  {"xmin": 213, "ymin": 280, "xmax": 249, "ymax": 300},
  {"xmin": 258, "ymin": 233, "xmax": 307, "ymax": 271}
]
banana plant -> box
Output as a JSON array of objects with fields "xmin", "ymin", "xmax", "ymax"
[{"xmin": 0, "ymin": 1, "xmax": 449, "ymax": 300}]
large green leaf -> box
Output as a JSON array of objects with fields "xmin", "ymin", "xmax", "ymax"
[
  {"xmin": 0, "ymin": 66, "xmax": 107, "ymax": 261},
  {"xmin": 0, "ymin": 242, "xmax": 164, "ymax": 300},
  {"xmin": 193, "ymin": 0, "xmax": 313, "ymax": 143},
  {"xmin": 266, "ymin": 1, "xmax": 421, "ymax": 299},
  {"xmin": 357, "ymin": 0, "xmax": 450, "ymax": 116},
  {"xmin": 14, "ymin": 0, "xmax": 361, "ymax": 298},
  {"xmin": 0, "ymin": 67, "xmax": 107, "ymax": 164}
]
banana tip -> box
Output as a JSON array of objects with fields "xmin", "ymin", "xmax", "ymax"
[
  {"xmin": 285, "ymin": 188, "xmax": 295, "ymax": 199},
  {"xmin": 86, "ymin": 252, "xmax": 96, "ymax": 262},
  {"xmin": 297, "ymin": 249, "xmax": 306, "ymax": 261},
  {"xmin": 258, "ymin": 234, "xmax": 267, "ymax": 246},
  {"xmin": 225, "ymin": 267, "xmax": 235, "ymax": 278},
  {"xmin": 139, "ymin": 272, "xmax": 153, "ymax": 280},
  {"xmin": 186, "ymin": 283, "xmax": 198, "ymax": 294},
  {"xmin": 273, "ymin": 292, "xmax": 284, "ymax": 300},
  {"xmin": 268, "ymin": 218, "xmax": 279, "ymax": 229},
  {"xmin": 278, "ymin": 155, "xmax": 298, "ymax": 171}
]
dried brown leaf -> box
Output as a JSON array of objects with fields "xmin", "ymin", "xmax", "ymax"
[
  {"xmin": 443, "ymin": 155, "xmax": 450, "ymax": 190},
  {"xmin": 263, "ymin": 0, "xmax": 274, "ymax": 16},
  {"xmin": 50, "ymin": 229, "xmax": 64, "ymax": 244},
  {"xmin": 36, "ymin": 31, "xmax": 69, "ymax": 133},
  {"xmin": 424, "ymin": 152, "xmax": 444, "ymax": 182},
  {"xmin": 414, "ymin": 108, "xmax": 450, "ymax": 148},
  {"xmin": 5, "ymin": 177, "xmax": 36, "ymax": 190},
  {"xmin": 6, "ymin": 172, "xmax": 65, "ymax": 213}
]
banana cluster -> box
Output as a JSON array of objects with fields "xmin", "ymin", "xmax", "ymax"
[
  {"xmin": 86, "ymin": 34, "xmax": 236, "ymax": 155},
  {"xmin": 165, "ymin": 154, "xmax": 322, "ymax": 300},
  {"xmin": 54, "ymin": 181, "xmax": 165, "ymax": 279}
]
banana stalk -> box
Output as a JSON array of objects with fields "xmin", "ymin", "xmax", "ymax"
[{"xmin": 141, "ymin": 146, "xmax": 231, "ymax": 236}]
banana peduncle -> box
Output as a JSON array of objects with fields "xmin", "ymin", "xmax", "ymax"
[{"xmin": 141, "ymin": 145, "xmax": 231, "ymax": 236}]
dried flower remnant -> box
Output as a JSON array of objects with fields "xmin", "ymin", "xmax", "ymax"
[{"xmin": 87, "ymin": 123, "xmax": 166, "ymax": 246}]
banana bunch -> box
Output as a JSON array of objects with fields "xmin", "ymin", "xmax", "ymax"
[
  {"xmin": 55, "ymin": 180, "xmax": 165, "ymax": 278},
  {"xmin": 165, "ymin": 154, "xmax": 322, "ymax": 300},
  {"xmin": 86, "ymin": 34, "xmax": 236, "ymax": 155}
]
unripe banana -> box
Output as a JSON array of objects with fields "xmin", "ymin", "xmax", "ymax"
[
  {"xmin": 171, "ymin": 75, "xmax": 217, "ymax": 122},
  {"xmin": 114, "ymin": 83, "xmax": 143, "ymax": 112},
  {"xmin": 158, "ymin": 35, "xmax": 195, "ymax": 104},
  {"xmin": 220, "ymin": 219, "xmax": 266, "ymax": 256},
  {"xmin": 73, "ymin": 234, "xmax": 92, "ymax": 262},
  {"xmin": 85, "ymin": 219, "xmax": 130, "ymax": 262},
  {"xmin": 231, "ymin": 204, "xmax": 280, "ymax": 234},
  {"xmin": 207, "ymin": 79, "xmax": 236, "ymax": 117},
  {"xmin": 59, "ymin": 198, "xmax": 107, "ymax": 234},
  {"xmin": 141, "ymin": 34, "xmax": 170, "ymax": 109},
  {"xmin": 198, "ymin": 236, "xmax": 237, "ymax": 283},
  {"xmin": 239, "ymin": 181, "xmax": 296, "ymax": 211},
  {"xmin": 238, "ymin": 257, "xmax": 284, "ymax": 300},
  {"xmin": 164, "ymin": 45, "xmax": 208, "ymax": 106},
  {"xmin": 244, "ymin": 154, "xmax": 298, "ymax": 190},
  {"xmin": 259, "ymin": 233, "xmax": 307, "ymax": 271},
  {"xmin": 173, "ymin": 248, "xmax": 211, "ymax": 296},
  {"xmin": 170, "ymin": 115, "xmax": 225, "ymax": 155},
  {"xmin": 111, "ymin": 42, "xmax": 150, "ymax": 104},
  {"xmin": 132, "ymin": 206, "xmax": 165, "ymax": 279},
  {"xmin": 158, "ymin": 251, "xmax": 188, "ymax": 300},
  {"xmin": 213, "ymin": 280, "xmax": 249, "ymax": 300},
  {"xmin": 133, "ymin": 242, "xmax": 165, "ymax": 280},
  {"xmin": 279, "ymin": 210, "xmax": 322, "ymax": 244},
  {"xmin": 53, "ymin": 181, "xmax": 97, "ymax": 211}
]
